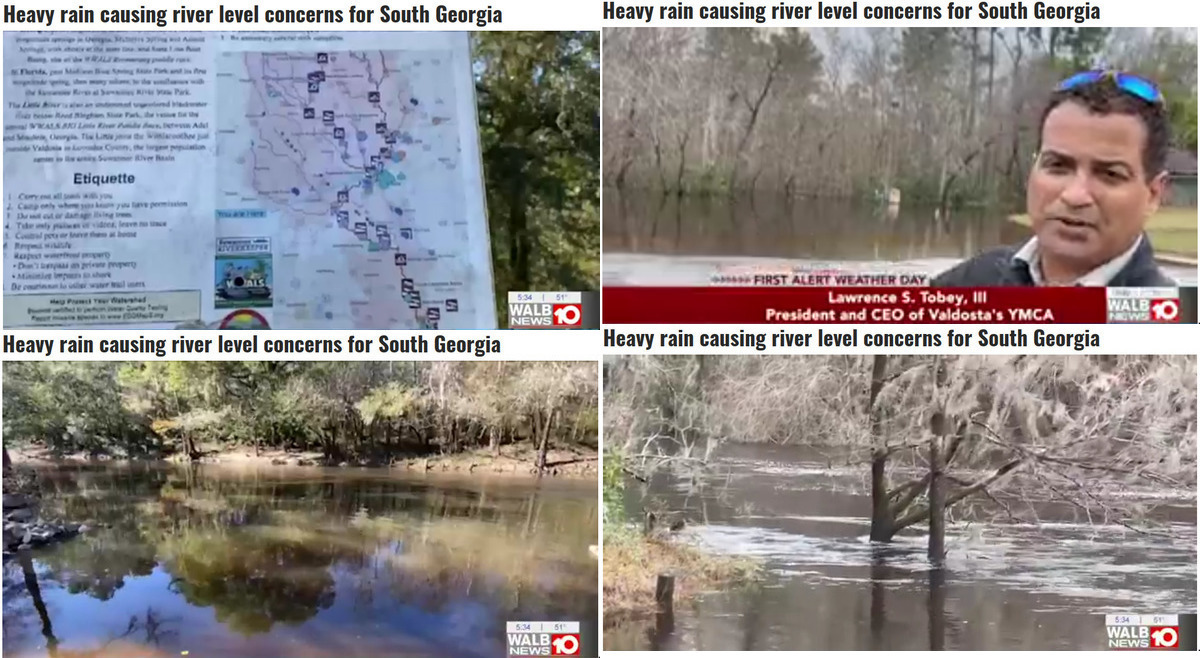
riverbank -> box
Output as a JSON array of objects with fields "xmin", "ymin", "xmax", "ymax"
[
  {"xmin": 8, "ymin": 444, "xmax": 598, "ymax": 479},
  {"xmin": 2, "ymin": 470, "xmax": 88, "ymax": 558},
  {"xmin": 603, "ymin": 526, "xmax": 760, "ymax": 625}
]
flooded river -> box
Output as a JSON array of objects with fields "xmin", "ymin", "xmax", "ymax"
[
  {"xmin": 603, "ymin": 189, "xmax": 1199, "ymax": 286},
  {"xmin": 609, "ymin": 443, "xmax": 1197, "ymax": 651},
  {"xmin": 3, "ymin": 463, "xmax": 599, "ymax": 657}
]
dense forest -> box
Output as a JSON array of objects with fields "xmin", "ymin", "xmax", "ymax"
[
  {"xmin": 3, "ymin": 362, "xmax": 597, "ymax": 466},
  {"xmin": 603, "ymin": 27, "xmax": 1197, "ymax": 206},
  {"xmin": 476, "ymin": 32, "xmax": 600, "ymax": 323}
]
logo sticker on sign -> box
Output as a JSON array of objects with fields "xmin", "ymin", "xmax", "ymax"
[{"xmin": 506, "ymin": 621, "xmax": 580, "ymax": 656}]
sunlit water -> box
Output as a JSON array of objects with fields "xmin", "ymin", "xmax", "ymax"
[
  {"xmin": 3, "ymin": 464, "xmax": 599, "ymax": 657},
  {"xmin": 610, "ymin": 443, "xmax": 1196, "ymax": 651},
  {"xmin": 602, "ymin": 189, "xmax": 1198, "ymax": 286}
]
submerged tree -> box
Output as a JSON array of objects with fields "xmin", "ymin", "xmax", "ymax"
[{"xmin": 608, "ymin": 355, "xmax": 1197, "ymax": 548}]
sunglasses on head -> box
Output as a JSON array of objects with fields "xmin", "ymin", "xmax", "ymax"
[{"xmin": 1056, "ymin": 70, "xmax": 1164, "ymax": 105}]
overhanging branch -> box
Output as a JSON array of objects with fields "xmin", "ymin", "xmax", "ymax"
[{"xmin": 891, "ymin": 457, "xmax": 1026, "ymax": 534}]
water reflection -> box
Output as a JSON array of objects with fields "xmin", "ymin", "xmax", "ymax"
[
  {"xmin": 610, "ymin": 443, "xmax": 1196, "ymax": 651},
  {"xmin": 3, "ymin": 464, "xmax": 598, "ymax": 657},
  {"xmin": 603, "ymin": 188, "xmax": 1020, "ymax": 262},
  {"xmin": 602, "ymin": 189, "xmax": 1198, "ymax": 285}
]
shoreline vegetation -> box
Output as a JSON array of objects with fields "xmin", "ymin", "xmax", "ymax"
[
  {"xmin": 2, "ymin": 362, "xmax": 598, "ymax": 478},
  {"xmin": 8, "ymin": 444, "xmax": 599, "ymax": 479},
  {"xmin": 602, "ymin": 525, "xmax": 760, "ymax": 625},
  {"xmin": 602, "ymin": 451, "xmax": 760, "ymax": 627},
  {"xmin": 603, "ymin": 28, "xmax": 1197, "ymax": 212},
  {"xmin": 3, "ymin": 361, "xmax": 598, "ymax": 557}
]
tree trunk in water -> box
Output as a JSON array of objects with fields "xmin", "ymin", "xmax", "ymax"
[
  {"xmin": 928, "ymin": 435, "xmax": 945, "ymax": 563},
  {"xmin": 927, "ymin": 566, "xmax": 947, "ymax": 650},
  {"xmin": 867, "ymin": 355, "xmax": 893, "ymax": 542},
  {"xmin": 928, "ymin": 357, "xmax": 948, "ymax": 564},
  {"xmin": 523, "ymin": 490, "xmax": 539, "ymax": 537},
  {"xmin": 19, "ymin": 549, "xmax": 58, "ymax": 654},
  {"xmin": 869, "ymin": 451, "xmax": 892, "ymax": 542},
  {"xmin": 652, "ymin": 132, "xmax": 669, "ymax": 193},
  {"xmin": 674, "ymin": 132, "xmax": 689, "ymax": 195},
  {"xmin": 536, "ymin": 410, "xmax": 556, "ymax": 477}
]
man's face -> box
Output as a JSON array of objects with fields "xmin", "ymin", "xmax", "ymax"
[{"xmin": 1027, "ymin": 101, "xmax": 1165, "ymax": 271}]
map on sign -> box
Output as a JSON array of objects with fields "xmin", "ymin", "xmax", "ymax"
[
  {"xmin": 216, "ymin": 45, "xmax": 491, "ymax": 329},
  {"xmin": 2, "ymin": 31, "xmax": 495, "ymax": 329}
]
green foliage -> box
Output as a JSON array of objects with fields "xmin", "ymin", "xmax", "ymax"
[
  {"xmin": 3, "ymin": 362, "xmax": 598, "ymax": 463},
  {"xmin": 473, "ymin": 32, "xmax": 600, "ymax": 325},
  {"xmin": 602, "ymin": 448, "xmax": 626, "ymax": 530},
  {"xmin": 2, "ymin": 362, "xmax": 155, "ymax": 457},
  {"xmin": 356, "ymin": 382, "xmax": 419, "ymax": 426},
  {"xmin": 1165, "ymin": 94, "xmax": 1199, "ymax": 154}
]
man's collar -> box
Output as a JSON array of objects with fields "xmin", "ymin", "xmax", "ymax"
[{"xmin": 1012, "ymin": 234, "xmax": 1144, "ymax": 286}]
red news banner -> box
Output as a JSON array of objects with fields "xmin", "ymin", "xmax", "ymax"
[{"xmin": 604, "ymin": 287, "xmax": 1119, "ymax": 324}]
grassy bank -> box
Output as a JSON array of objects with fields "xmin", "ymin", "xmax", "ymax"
[
  {"xmin": 603, "ymin": 524, "xmax": 760, "ymax": 624},
  {"xmin": 1008, "ymin": 208, "xmax": 1198, "ymax": 259}
]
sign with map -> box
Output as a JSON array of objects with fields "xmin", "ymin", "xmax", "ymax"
[{"xmin": 3, "ymin": 31, "xmax": 496, "ymax": 329}]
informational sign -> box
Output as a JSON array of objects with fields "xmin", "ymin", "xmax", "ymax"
[{"xmin": 3, "ymin": 31, "xmax": 496, "ymax": 329}]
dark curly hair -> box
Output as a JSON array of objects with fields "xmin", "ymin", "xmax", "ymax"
[{"xmin": 1037, "ymin": 75, "xmax": 1171, "ymax": 181}]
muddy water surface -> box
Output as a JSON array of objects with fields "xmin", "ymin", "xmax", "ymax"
[{"xmin": 611, "ymin": 443, "xmax": 1196, "ymax": 651}]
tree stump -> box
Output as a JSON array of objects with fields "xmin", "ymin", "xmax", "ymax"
[{"xmin": 655, "ymin": 573, "xmax": 674, "ymax": 611}]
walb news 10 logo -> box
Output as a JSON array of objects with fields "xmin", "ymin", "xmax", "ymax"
[
  {"xmin": 508, "ymin": 292, "xmax": 588, "ymax": 329},
  {"xmin": 1106, "ymin": 614, "xmax": 1181, "ymax": 650},
  {"xmin": 506, "ymin": 621, "xmax": 580, "ymax": 656},
  {"xmin": 1106, "ymin": 288, "xmax": 1180, "ymax": 323}
]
